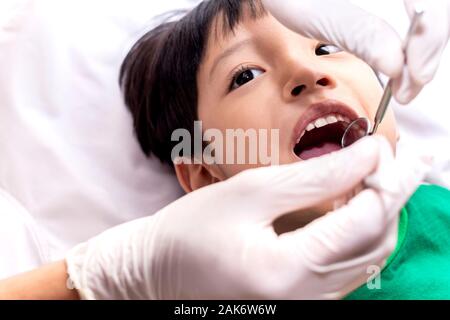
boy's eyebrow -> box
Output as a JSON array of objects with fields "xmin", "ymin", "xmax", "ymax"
[{"xmin": 209, "ymin": 38, "xmax": 254, "ymax": 79}]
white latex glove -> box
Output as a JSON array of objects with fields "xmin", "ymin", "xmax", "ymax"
[
  {"xmin": 394, "ymin": 0, "xmax": 450, "ymax": 103},
  {"xmin": 65, "ymin": 136, "xmax": 430, "ymax": 300},
  {"xmin": 262, "ymin": 0, "xmax": 450, "ymax": 104}
]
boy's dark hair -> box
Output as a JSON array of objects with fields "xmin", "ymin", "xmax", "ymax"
[{"xmin": 119, "ymin": 0, "xmax": 266, "ymax": 166}]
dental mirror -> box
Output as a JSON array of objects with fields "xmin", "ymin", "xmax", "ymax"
[{"xmin": 341, "ymin": 7, "xmax": 424, "ymax": 148}]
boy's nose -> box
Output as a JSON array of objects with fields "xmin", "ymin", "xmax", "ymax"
[{"xmin": 282, "ymin": 62, "xmax": 336, "ymax": 101}]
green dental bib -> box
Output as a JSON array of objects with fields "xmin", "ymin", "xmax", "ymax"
[{"xmin": 346, "ymin": 185, "xmax": 450, "ymax": 300}]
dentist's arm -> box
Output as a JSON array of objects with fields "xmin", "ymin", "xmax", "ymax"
[{"xmin": 263, "ymin": 0, "xmax": 450, "ymax": 104}]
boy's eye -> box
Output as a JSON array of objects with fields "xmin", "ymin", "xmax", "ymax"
[
  {"xmin": 230, "ymin": 68, "xmax": 264, "ymax": 91},
  {"xmin": 315, "ymin": 44, "xmax": 342, "ymax": 56}
]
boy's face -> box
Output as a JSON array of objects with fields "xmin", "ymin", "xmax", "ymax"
[{"xmin": 175, "ymin": 12, "xmax": 398, "ymax": 230}]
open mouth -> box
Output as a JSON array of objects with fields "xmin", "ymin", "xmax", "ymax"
[{"xmin": 292, "ymin": 100, "xmax": 361, "ymax": 160}]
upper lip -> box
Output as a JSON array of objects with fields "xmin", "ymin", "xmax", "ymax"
[{"xmin": 291, "ymin": 99, "xmax": 360, "ymax": 148}]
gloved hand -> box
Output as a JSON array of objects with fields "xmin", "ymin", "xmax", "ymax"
[
  {"xmin": 65, "ymin": 136, "xmax": 430, "ymax": 300},
  {"xmin": 262, "ymin": 0, "xmax": 450, "ymax": 104}
]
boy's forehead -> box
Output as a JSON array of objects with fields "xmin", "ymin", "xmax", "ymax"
[
  {"xmin": 207, "ymin": 9, "xmax": 267, "ymax": 51},
  {"xmin": 199, "ymin": 13, "xmax": 259, "ymax": 78},
  {"xmin": 204, "ymin": 13, "xmax": 290, "ymax": 64},
  {"xmin": 202, "ymin": 13, "xmax": 309, "ymax": 73}
]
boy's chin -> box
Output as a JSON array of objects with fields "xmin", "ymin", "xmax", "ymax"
[
  {"xmin": 273, "ymin": 201, "xmax": 335, "ymax": 235},
  {"xmin": 272, "ymin": 186, "xmax": 363, "ymax": 235}
]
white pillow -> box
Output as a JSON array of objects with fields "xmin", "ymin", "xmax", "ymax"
[{"xmin": 0, "ymin": 0, "xmax": 199, "ymax": 263}]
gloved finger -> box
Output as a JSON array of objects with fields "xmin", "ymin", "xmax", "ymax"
[
  {"xmin": 318, "ymin": 213, "xmax": 399, "ymax": 300},
  {"xmin": 391, "ymin": 67, "xmax": 423, "ymax": 104},
  {"xmin": 268, "ymin": 188, "xmax": 396, "ymax": 300},
  {"xmin": 239, "ymin": 136, "xmax": 381, "ymax": 222},
  {"xmin": 258, "ymin": 197, "xmax": 392, "ymax": 300},
  {"xmin": 403, "ymin": 0, "xmax": 450, "ymax": 85},
  {"xmin": 263, "ymin": 0, "xmax": 405, "ymax": 78},
  {"xmin": 286, "ymin": 189, "xmax": 388, "ymax": 270}
]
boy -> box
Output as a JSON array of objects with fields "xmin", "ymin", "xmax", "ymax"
[{"xmin": 120, "ymin": 0, "xmax": 450, "ymax": 299}]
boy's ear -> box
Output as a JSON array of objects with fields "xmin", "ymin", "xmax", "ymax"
[{"xmin": 174, "ymin": 161, "xmax": 226, "ymax": 193}]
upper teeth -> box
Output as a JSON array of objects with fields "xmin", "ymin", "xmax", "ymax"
[{"xmin": 296, "ymin": 113, "xmax": 351, "ymax": 144}]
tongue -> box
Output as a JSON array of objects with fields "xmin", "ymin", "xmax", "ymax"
[{"xmin": 299, "ymin": 142, "xmax": 342, "ymax": 160}]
